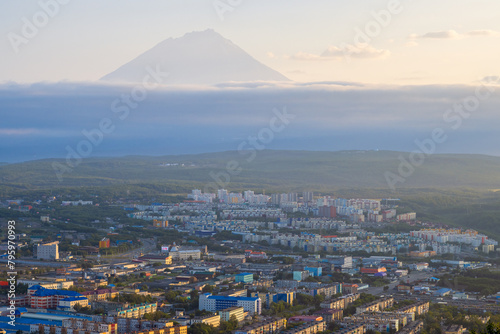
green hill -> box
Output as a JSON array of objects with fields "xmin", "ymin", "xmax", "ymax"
[{"xmin": 1, "ymin": 150, "xmax": 500, "ymax": 191}]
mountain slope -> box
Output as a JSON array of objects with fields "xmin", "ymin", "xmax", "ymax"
[
  {"xmin": 100, "ymin": 29, "xmax": 289, "ymax": 85},
  {"xmin": 2, "ymin": 150, "xmax": 500, "ymax": 191}
]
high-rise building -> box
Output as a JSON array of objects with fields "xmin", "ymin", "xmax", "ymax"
[
  {"xmin": 35, "ymin": 241, "xmax": 59, "ymax": 260},
  {"xmin": 302, "ymin": 192, "xmax": 314, "ymax": 202}
]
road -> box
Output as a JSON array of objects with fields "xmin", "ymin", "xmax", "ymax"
[
  {"xmin": 98, "ymin": 238, "xmax": 157, "ymax": 264},
  {"xmin": 365, "ymin": 271, "xmax": 436, "ymax": 296}
]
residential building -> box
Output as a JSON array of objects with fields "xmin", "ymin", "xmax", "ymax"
[
  {"xmin": 36, "ymin": 241, "xmax": 59, "ymax": 260},
  {"xmin": 336, "ymin": 324, "xmax": 366, "ymax": 334},
  {"xmin": 58, "ymin": 296, "xmax": 90, "ymax": 311},
  {"xmin": 313, "ymin": 309, "xmax": 343, "ymax": 323},
  {"xmin": 234, "ymin": 317, "xmax": 286, "ymax": 334},
  {"xmin": 220, "ymin": 306, "xmax": 247, "ymax": 322},
  {"xmin": 191, "ymin": 314, "xmax": 221, "ymax": 328},
  {"xmin": 282, "ymin": 320, "xmax": 326, "ymax": 334},
  {"xmin": 199, "ymin": 293, "xmax": 261, "ymax": 315},
  {"xmin": 82, "ymin": 288, "xmax": 119, "ymax": 302},
  {"xmin": 443, "ymin": 325, "xmax": 467, "ymax": 334},
  {"xmin": 109, "ymin": 303, "xmax": 157, "ymax": 318},
  {"xmin": 28, "ymin": 285, "xmax": 87, "ymax": 310},
  {"xmin": 99, "ymin": 238, "xmax": 110, "ymax": 248},
  {"xmin": 398, "ymin": 302, "xmax": 429, "ymax": 316},
  {"xmin": 293, "ymin": 271, "xmax": 309, "ymax": 281},
  {"xmin": 169, "ymin": 247, "xmax": 201, "ymax": 261},
  {"xmin": 304, "ymin": 266, "xmax": 322, "ymax": 277},
  {"xmin": 356, "ymin": 297, "xmax": 394, "ymax": 314},
  {"xmin": 235, "ymin": 273, "xmax": 254, "ymax": 284}
]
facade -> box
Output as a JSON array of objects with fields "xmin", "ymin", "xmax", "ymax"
[
  {"xmin": 282, "ymin": 320, "xmax": 326, "ymax": 334},
  {"xmin": 443, "ymin": 325, "xmax": 466, "ymax": 334},
  {"xmin": 235, "ymin": 317, "xmax": 286, "ymax": 334},
  {"xmin": 109, "ymin": 303, "xmax": 157, "ymax": 318},
  {"xmin": 153, "ymin": 219, "xmax": 169, "ymax": 228},
  {"xmin": 293, "ymin": 271, "xmax": 309, "ymax": 281},
  {"xmin": 31, "ymin": 321, "xmax": 118, "ymax": 334},
  {"xmin": 99, "ymin": 238, "xmax": 110, "ymax": 248},
  {"xmin": 318, "ymin": 206, "xmax": 337, "ymax": 218},
  {"xmin": 138, "ymin": 254, "xmax": 173, "ymax": 264},
  {"xmin": 342, "ymin": 284, "xmax": 358, "ymax": 295},
  {"xmin": 336, "ymin": 324, "xmax": 366, "ymax": 334},
  {"xmin": 399, "ymin": 320, "xmax": 424, "ymax": 334},
  {"xmin": 235, "ymin": 273, "xmax": 254, "ymax": 284},
  {"xmin": 82, "ymin": 288, "xmax": 119, "ymax": 302},
  {"xmin": 169, "ymin": 249, "xmax": 201, "ymax": 261},
  {"xmin": 90, "ymin": 316, "xmax": 185, "ymax": 334},
  {"xmin": 191, "ymin": 314, "xmax": 221, "ymax": 328},
  {"xmin": 58, "ymin": 296, "xmax": 89, "ymax": 311},
  {"xmin": 36, "ymin": 241, "xmax": 59, "ymax": 260},
  {"xmin": 199, "ymin": 293, "xmax": 261, "ymax": 315},
  {"xmin": 272, "ymin": 291, "xmax": 295, "ymax": 305},
  {"xmin": 313, "ymin": 309, "xmax": 343, "ymax": 323},
  {"xmin": 356, "ymin": 298, "xmax": 394, "ymax": 314},
  {"xmin": 28, "ymin": 285, "xmax": 87, "ymax": 310},
  {"xmin": 304, "ymin": 266, "xmax": 322, "ymax": 277},
  {"xmin": 220, "ymin": 306, "xmax": 246, "ymax": 322},
  {"xmin": 398, "ymin": 302, "xmax": 429, "ymax": 316}
]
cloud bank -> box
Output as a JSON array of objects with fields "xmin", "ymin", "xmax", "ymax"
[{"xmin": 1, "ymin": 81, "xmax": 500, "ymax": 162}]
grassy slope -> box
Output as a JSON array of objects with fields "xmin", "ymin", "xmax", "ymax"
[{"xmin": 2, "ymin": 150, "xmax": 500, "ymax": 190}]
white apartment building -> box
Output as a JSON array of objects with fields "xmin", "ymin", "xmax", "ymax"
[{"xmin": 36, "ymin": 241, "xmax": 59, "ymax": 260}]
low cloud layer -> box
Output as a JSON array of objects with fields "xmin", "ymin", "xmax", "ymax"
[
  {"xmin": 290, "ymin": 44, "xmax": 390, "ymax": 61},
  {"xmin": 1, "ymin": 81, "xmax": 500, "ymax": 162},
  {"xmin": 410, "ymin": 29, "xmax": 500, "ymax": 40}
]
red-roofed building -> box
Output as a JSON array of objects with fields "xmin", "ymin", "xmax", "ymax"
[
  {"xmin": 289, "ymin": 316, "xmax": 323, "ymax": 323},
  {"xmin": 360, "ymin": 267, "xmax": 386, "ymax": 275},
  {"xmin": 313, "ymin": 309, "xmax": 343, "ymax": 323}
]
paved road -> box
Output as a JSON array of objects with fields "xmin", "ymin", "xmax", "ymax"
[{"xmin": 365, "ymin": 271, "xmax": 436, "ymax": 296}]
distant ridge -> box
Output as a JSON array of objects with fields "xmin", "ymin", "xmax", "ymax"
[
  {"xmin": 2, "ymin": 150, "xmax": 500, "ymax": 190},
  {"xmin": 101, "ymin": 29, "xmax": 289, "ymax": 85}
]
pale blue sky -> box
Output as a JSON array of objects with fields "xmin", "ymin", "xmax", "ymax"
[{"xmin": 2, "ymin": 0, "xmax": 500, "ymax": 84}]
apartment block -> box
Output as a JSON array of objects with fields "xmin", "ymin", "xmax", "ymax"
[
  {"xmin": 234, "ymin": 317, "xmax": 286, "ymax": 334},
  {"xmin": 220, "ymin": 306, "xmax": 247, "ymax": 322},
  {"xmin": 356, "ymin": 297, "xmax": 394, "ymax": 314}
]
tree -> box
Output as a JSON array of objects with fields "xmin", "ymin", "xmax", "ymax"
[
  {"xmin": 472, "ymin": 322, "xmax": 500, "ymax": 334},
  {"xmin": 220, "ymin": 315, "xmax": 239, "ymax": 333}
]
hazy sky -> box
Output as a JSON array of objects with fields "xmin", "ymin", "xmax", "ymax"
[{"xmin": 2, "ymin": 0, "xmax": 500, "ymax": 85}]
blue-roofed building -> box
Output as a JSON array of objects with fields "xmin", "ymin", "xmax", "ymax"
[
  {"xmin": 27, "ymin": 285, "xmax": 88, "ymax": 310},
  {"xmin": 434, "ymin": 288, "xmax": 452, "ymax": 296},
  {"xmin": 199, "ymin": 293, "xmax": 261, "ymax": 315}
]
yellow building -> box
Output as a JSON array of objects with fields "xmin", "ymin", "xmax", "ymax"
[
  {"xmin": 192, "ymin": 314, "xmax": 221, "ymax": 328},
  {"xmin": 99, "ymin": 238, "xmax": 110, "ymax": 248},
  {"xmin": 138, "ymin": 325, "xmax": 188, "ymax": 334},
  {"xmin": 153, "ymin": 219, "xmax": 169, "ymax": 228},
  {"xmin": 220, "ymin": 306, "xmax": 247, "ymax": 322}
]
